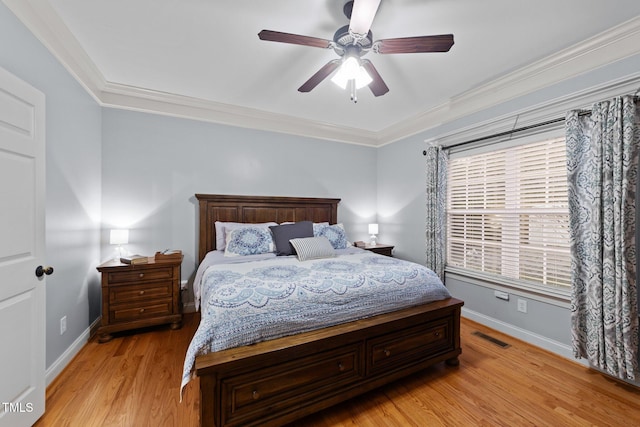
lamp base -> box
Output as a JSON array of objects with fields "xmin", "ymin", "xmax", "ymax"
[
  {"xmin": 114, "ymin": 245, "xmax": 126, "ymax": 261},
  {"xmin": 369, "ymin": 235, "xmax": 377, "ymax": 246}
]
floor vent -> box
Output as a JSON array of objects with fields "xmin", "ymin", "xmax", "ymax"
[{"xmin": 472, "ymin": 331, "xmax": 511, "ymax": 348}]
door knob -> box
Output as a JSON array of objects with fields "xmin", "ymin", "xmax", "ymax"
[{"xmin": 35, "ymin": 265, "xmax": 54, "ymax": 278}]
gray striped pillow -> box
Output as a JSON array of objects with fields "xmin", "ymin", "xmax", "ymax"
[{"xmin": 290, "ymin": 236, "xmax": 336, "ymax": 261}]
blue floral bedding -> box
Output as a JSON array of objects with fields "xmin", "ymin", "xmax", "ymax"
[{"xmin": 181, "ymin": 250, "xmax": 450, "ymax": 392}]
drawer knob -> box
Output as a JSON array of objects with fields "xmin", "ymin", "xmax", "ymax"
[
  {"xmin": 252, "ymin": 390, "xmax": 260, "ymax": 400},
  {"xmin": 139, "ymin": 308, "xmax": 145, "ymax": 313},
  {"xmin": 338, "ymin": 362, "xmax": 345, "ymax": 371},
  {"xmin": 384, "ymin": 349, "xmax": 391, "ymax": 357},
  {"xmin": 434, "ymin": 331, "xmax": 440, "ymax": 337},
  {"xmin": 139, "ymin": 290, "xmax": 145, "ymax": 295},
  {"xmin": 139, "ymin": 273, "xmax": 144, "ymax": 278}
]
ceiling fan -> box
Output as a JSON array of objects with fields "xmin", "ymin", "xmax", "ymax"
[{"xmin": 258, "ymin": 0, "xmax": 454, "ymax": 102}]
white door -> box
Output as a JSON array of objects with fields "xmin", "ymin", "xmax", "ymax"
[{"xmin": 0, "ymin": 66, "xmax": 46, "ymax": 426}]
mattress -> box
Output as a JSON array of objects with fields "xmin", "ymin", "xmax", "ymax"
[{"xmin": 181, "ymin": 248, "xmax": 451, "ymax": 391}]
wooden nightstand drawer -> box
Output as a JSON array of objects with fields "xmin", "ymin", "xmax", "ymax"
[
  {"xmin": 97, "ymin": 255, "xmax": 183, "ymax": 342},
  {"xmin": 110, "ymin": 300, "xmax": 173, "ymax": 323},
  {"xmin": 363, "ymin": 244, "xmax": 394, "ymax": 257},
  {"xmin": 110, "ymin": 282, "xmax": 172, "ymax": 305},
  {"xmin": 107, "ymin": 267, "xmax": 174, "ymax": 285}
]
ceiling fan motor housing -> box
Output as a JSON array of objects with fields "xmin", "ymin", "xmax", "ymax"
[{"xmin": 333, "ymin": 25, "xmax": 373, "ymax": 55}]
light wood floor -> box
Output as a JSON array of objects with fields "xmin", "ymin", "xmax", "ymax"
[{"xmin": 35, "ymin": 312, "xmax": 640, "ymax": 427}]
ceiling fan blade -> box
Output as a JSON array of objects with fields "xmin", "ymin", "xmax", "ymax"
[
  {"xmin": 349, "ymin": 0, "xmax": 381, "ymax": 36},
  {"xmin": 375, "ymin": 34, "xmax": 454, "ymax": 54},
  {"xmin": 361, "ymin": 59, "xmax": 389, "ymax": 97},
  {"xmin": 258, "ymin": 30, "xmax": 332, "ymax": 49},
  {"xmin": 298, "ymin": 60, "xmax": 341, "ymax": 93}
]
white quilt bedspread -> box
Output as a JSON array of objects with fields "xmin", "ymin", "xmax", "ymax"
[{"xmin": 181, "ymin": 250, "xmax": 450, "ymax": 392}]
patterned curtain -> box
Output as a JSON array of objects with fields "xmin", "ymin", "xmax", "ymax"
[
  {"xmin": 425, "ymin": 145, "xmax": 448, "ymax": 280},
  {"xmin": 565, "ymin": 95, "xmax": 640, "ymax": 381}
]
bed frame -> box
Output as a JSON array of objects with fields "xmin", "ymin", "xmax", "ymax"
[{"xmin": 194, "ymin": 194, "xmax": 463, "ymax": 427}]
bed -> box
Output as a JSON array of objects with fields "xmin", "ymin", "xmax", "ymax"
[{"xmin": 186, "ymin": 194, "xmax": 463, "ymax": 427}]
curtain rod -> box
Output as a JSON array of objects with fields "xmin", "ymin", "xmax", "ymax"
[
  {"xmin": 440, "ymin": 109, "xmax": 594, "ymax": 152},
  {"xmin": 441, "ymin": 116, "xmax": 566, "ymax": 151},
  {"xmin": 429, "ymin": 91, "xmax": 640, "ymax": 154}
]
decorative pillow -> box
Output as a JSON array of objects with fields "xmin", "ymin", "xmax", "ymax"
[
  {"xmin": 314, "ymin": 223, "xmax": 349, "ymax": 249},
  {"xmin": 283, "ymin": 222, "xmax": 328, "ymax": 227},
  {"xmin": 312, "ymin": 222, "xmax": 329, "ymax": 236},
  {"xmin": 224, "ymin": 226, "xmax": 275, "ymax": 257},
  {"xmin": 269, "ymin": 221, "xmax": 314, "ymax": 256},
  {"xmin": 215, "ymin": 221, "xmax": 277, "ymax": 250},
  {"xmin": 290, "ymin": 236, "xmax": 336, "ymax": 261}
]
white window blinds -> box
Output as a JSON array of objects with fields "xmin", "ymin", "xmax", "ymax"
[{"xmin": 446, "ymin": 137, "xmax": 571, "ymax": 293}]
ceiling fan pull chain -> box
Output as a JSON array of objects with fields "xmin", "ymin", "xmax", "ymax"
[{"xmin": 350, "ymin": 79, "xmax": 358, "ymax": 103}]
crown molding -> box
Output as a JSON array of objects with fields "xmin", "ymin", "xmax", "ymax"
[
  {"xmin": 99, "ymin": 82, "xmax": 381, "ymax": 146},
  {"xmin": 379, "ymin": 15, "xmax": 640, "ymax": 145},
  {"xmin": 3, "ymin": 0, "xmax": 381, "ymax": 146},
  {"xmin": 2, "ymin": 0, "xmax": 105, "ymax": 102},
  {"xmin": 5, "ymin": 1, "xmax": 640, "ymax": 148},
  {"xmin": 426, "ymin": 72, "xmax": 640, "ymax": 149}
]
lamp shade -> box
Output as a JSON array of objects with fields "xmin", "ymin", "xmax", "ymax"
[
  {"xmin": 368, "ymin": 224, "xmax": 378, "ymax": 235},
  {"xmin": 109, "ymin": 229, "xmax": 129, "ymax": 245}
]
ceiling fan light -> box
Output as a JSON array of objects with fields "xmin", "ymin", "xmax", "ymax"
[
  {"xmin": 331, "ymin": 57, "xmax": 372, "ymax": 89},
  {"xmin": 331, "ymin": 57, "xmax": 357, "ymax": 88},
  {"xmin": 355, "ymin": 66, "xmax": 372, "ymax": 89},
  {"xmin": 331, "ymin": 72, "xmax": 349, "ymax": 90},
  {"xmin": 342, "ymin": 56, "xmax": 360, "ymax": 79}
]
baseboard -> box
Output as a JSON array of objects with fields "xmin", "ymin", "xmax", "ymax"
[
  {"xmin": 463, "ymin": 309, "xmax": 640, "ymax": 387},
  {"xmin": 45, "ymin": 317, "xmax": 101, "ymax": 387},
  {"xmin": 461, "ymin": 307, "xmax": 588, "ymax": 367}
]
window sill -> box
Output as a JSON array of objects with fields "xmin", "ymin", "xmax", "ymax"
[{"xmin": 444, "ymin": 266, "xmax": 571, "ymax": 309}]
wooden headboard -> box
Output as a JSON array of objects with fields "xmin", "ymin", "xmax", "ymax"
[{"xmin": 196, "ymin": 194, "xmax": 340, "ymax": 263}]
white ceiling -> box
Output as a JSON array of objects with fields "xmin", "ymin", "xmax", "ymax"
[{"xmin": 6, "ymin": 0, "xmax": 640, "ymax": 145}]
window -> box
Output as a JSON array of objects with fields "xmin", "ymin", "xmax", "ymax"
[{"xmin": 446, "ymin": 136, "xmax": 571, "ymax": 296}]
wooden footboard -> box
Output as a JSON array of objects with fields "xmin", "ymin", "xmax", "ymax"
[
  {"xmin": 195, "ymin": 297, "xmax": 463, "ymax": 427},
  {"xmin": 193, "ymin": 195, "xmax": 463, "ymax": 426}
]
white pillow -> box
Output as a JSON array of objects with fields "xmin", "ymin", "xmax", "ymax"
[
  {"xmin": 289, "ymin": 236, "xmax": 336, "ymax": 261},
  {"xmin": 215, "ymin": 221, "xmax": 277, "ymax": 250},
  {"xmin": 224, "ymin": 226, "xmax": 275, "ymax": 257}
]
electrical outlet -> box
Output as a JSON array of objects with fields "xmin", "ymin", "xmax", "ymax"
[
  {"xmin": 517, "ymin": 299, "xmax": 527, "ymax": 313},
  {"xmin": 494, "ymin": 290, "xmax": 509, "ymax": 301},
  {"xmin": 60, "ymin": 316, "xmax": 67, "ymax": 335}
]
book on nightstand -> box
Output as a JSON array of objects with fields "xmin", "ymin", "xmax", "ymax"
[
  {"xmin": 120, "ymin": 254, "xmax": 149, "ymax": 265},
  {"xmin": 154, "ymin": 249, "xmax": 182, "ymax": 262}
]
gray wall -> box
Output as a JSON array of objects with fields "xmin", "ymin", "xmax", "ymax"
[
  {"xmin": 0, "ymin": 3, "xmax": 102, "ymax": 368},
  {"xmin": 101, "ymin": 109, "xmax": 378, "ymax": 306},
  {"xmin": 1, "ymin": 0, "xmax": 378, "ymax": 375},
  {"xmin": 377, "ymin": 53, "xmax": 640, "ymax": 357},
  {"xmin": 4, "ymin": 0, "xmax": 640, "ymax": 377}
]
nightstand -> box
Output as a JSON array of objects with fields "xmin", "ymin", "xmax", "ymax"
[
  {"xmin": 96, "ymin": 255, "xmax": 183, "ymax": 343},
  {"xmin": 363, "ymin": 243, "xmax": 394, "ymax": 257}
]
